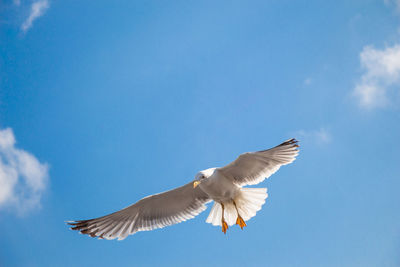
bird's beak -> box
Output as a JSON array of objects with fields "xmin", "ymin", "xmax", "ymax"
[{"xmin": 193, "ymin": 181, "xmax": 201, "ymax": 188}]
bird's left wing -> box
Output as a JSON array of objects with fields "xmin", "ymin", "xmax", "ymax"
[
  {"xmin": 218, "ymin": 138, "xmax": 299, "ymax": 186},
  {"xmin": 67, "ymin": 182, "xmax": 210, "ymax": 240}
]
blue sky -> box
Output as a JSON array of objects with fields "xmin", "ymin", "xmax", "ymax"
[{"xmin": 1, "ymin": 0, "xmax": 400, "ymax": 266}]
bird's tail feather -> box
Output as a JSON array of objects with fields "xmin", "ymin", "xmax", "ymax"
[{"xmin": 205, "ymin": 188, "xmax": 268, "ymax": 226}]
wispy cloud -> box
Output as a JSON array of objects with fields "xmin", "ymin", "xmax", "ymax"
[
  {"xmin": 21, "ymin": 0, "xmax": 49, "ymax": 33},
  {"xmin": 353, "ymin": 45, "xmax": 400, "ymax": 109},
  {"xmin": 0, "ymin": 128, "xmax": 49, "ymax": 215},
  {"xmin": 384, "ymin": 0, "xmax": 400, "ymax": 12},
  {"xmin": 303, "ymin": 78, "xmax": 312, "ymax": 86},
  {"xmin": 294, "ymin": 128, "xmax": 332, "ymax": 145}
]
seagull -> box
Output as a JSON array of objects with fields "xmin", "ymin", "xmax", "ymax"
[{"xmin": 67, "ymin": 138, "xmax": 299, "ymax": 240}]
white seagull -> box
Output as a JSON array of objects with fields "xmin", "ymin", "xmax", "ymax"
[{"xmin": 68, "ymin": 138, "xmax": 299, "ymax": 240}]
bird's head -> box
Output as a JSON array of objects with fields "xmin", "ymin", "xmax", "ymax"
[{"xmin": 193, "ymin": 168, "xmax": 216, "ymax": 188}]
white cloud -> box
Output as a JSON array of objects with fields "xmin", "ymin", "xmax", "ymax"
[
  {"xmin": 13, "ymin": 0, "xmax": 21, "ymax": 6},
  {"xmin": 353, "ymin": 45, "xmax": 400, "ymax": 109},
  {"xmin": 295, "ymin": 128, "xmax": 332, "ymax": 145},
  {"xmin": 21, "ymin": 0, "xmax": 49, "ymax": 33},
  {"xmin": 384, "ymin": 0, "xmax": 400, "ymax": 12},
  {"xmin": 304, "ymin": 78, "xmax": 312, "ymax": 86},
  {"xmin": 0, "ymin": 128, "xmax": 49, "ymax": 215}
]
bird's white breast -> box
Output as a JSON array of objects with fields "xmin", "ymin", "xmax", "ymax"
[{"xmin": 199, "ymin": 169, "xmax": 240, "ymax": 202}]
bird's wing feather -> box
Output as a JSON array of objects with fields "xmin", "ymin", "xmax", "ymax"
[
  {"xmin": 67, "ymin": 182, "xmax": 210, "ymax": 240},
  {"xmin": 218, "ymin": 138, "xmax": 299, "ymax": 186}
]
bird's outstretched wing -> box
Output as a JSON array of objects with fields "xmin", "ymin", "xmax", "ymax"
[
  {"xmin": 67, "ymin": 182, "xmax": 210, "ymax": 240},
  {"xmin": 218, "ymin": 138, "xmax": 299, "ymax": 186}
]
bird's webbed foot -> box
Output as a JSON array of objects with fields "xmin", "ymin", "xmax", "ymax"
[
  {"xmin": 236, "ymin": 215, "xmax": 247, "ymax": 230},
  {"xmin": 221, "ymin": 219, "xmax": 228, "ymax": 234}
]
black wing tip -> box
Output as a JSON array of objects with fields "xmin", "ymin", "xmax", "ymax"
[
  {"xmin": 280, "ymin": 138, "xmax": 300, "ymax": 148},
  {"xmin": 65, "ymin": 220, "xmax": 78, "ymax": 226},
  {"xmin": 66, "ymin": 219, "xmax": 101, "ymax": 238},
  {"xmin": 66, "ymin": 219, "xmax": 107, "ymax": 239},
  {"xmin": 257, "ymin": 138, "xmax": 299, "ymax": 153},
  {"xmin": 66, "ymin": 219, "xmax": 89, "ymax": 227}
]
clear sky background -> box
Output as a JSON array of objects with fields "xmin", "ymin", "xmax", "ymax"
[{"xmin": 1, "ymin": 0, "xmax": 400, "ymax": 266}]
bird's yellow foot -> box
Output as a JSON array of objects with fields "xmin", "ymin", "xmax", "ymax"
[
  {"xmin": 236, "ymin": 215, "xmax": 247, "ymax": 230},
  {"xmin": 221, "ymin": 220, "xmax": 228, "ymax": 234}
]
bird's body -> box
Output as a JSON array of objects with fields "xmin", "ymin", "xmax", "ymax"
[
  {"xmin": 197, "ymin": 168, "xmax": 268, "ymax": 231},
  {"xmin": 68, "ymin": 139, "xmax": 299, "ymax": 240},
  {"xmin": 198, "ymin": 168, "xmax": 239, "ymax": 202}
]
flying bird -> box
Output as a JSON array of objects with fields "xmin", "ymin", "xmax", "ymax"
[{"xmin": 67, "ymin": 138, "xmax": 299, "ymax": 240}]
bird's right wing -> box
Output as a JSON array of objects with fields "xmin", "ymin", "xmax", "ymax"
[
  {"xmin": 218, "ymin": 138, "xmax": 299, "ymax": 186},
  {"xmin": 67, "ymin": 182, "xmax": 210, "ymax": 240}
]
